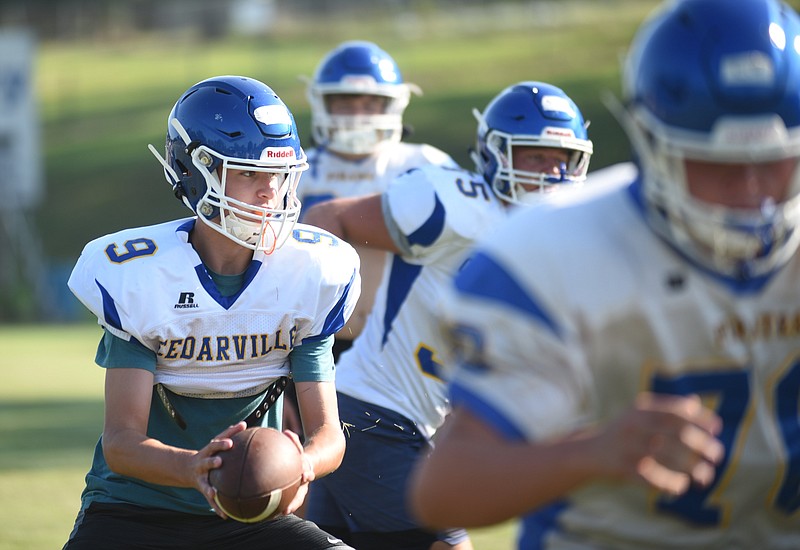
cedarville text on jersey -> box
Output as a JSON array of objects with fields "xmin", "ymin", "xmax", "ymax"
[{"xmin": 158, "ymin": 328, "xmax": 299, "ymax": 362}]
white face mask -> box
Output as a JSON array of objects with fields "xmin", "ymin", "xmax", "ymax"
[
  {"xmin": 315, "ymin": 113, "xmax": 403, "ymax": 155},
  {"xmin": 627, "ymin": 108, "xmax": 800, "ymax": 279},
  {"xmin": 307, "ymin": 81, "xmax": 415, "ymax": 155},
  {"xmin": 192, "ymin": 147, "xmax": 305, "ymax": 254},
  {"xmin": 149, "ymin": 116, "xmax": 309, "ymax": 254}
]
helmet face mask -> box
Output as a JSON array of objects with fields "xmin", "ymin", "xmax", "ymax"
[
  {"xmin": 192, "ymin": 146, "xmax": 303, "ymax": 253},
  {"xmin": 621, "ymin": 0, "xmax": 800, "ymax": 280},
  {"xmin": 315, "ymin": 108, "xmax": 405, "ymax": 155},
  {"xmin": 149, "ymin": 76, "xmax": 308, "ymax": 253},
  {"xmin": 472, "ymin": 82, "xmax": 593, "ymax": 206},
  {"xmin": 307, "ymin": 41, "xmax": 416, "ymax": 155},
  {"xmin": 482, "ymin": 130, "xmax": 592, "ymax": 205}
]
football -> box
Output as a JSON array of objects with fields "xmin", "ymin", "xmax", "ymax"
[{"xmin": 209, "ymin": 427, "xmax": 303, "ymax": 523}]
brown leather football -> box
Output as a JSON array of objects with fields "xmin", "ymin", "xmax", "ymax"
[{"xmin": 209, "ymin": 427, "xmax": 303, "ymax": 522}]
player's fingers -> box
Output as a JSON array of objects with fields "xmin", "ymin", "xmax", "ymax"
[
  {"xmin": 280, "ymin": 430, "xmax": 314, "ymax": 483},
  {"xmin": 206, "ymin": 486, "xmax": 229, "ymax": 519},
  {"xmin": 679, "ymin": 423, "xmax": 725, "ymax": 465},
  {"xmin": 194, "ymin": 457, "xmax": 223, "ymax": 499},
  {"xmin": 644, "ymin": 443, "xmax": 718, "ymax": 491},
  {"xmin": 200, "ymin": 440, "xmax": 232, "ymax": 462},
  {"xmin": 680, "ymin": 394, "xmax": 723, "ymax": 435},
  {"xmin": 298, "ymin": 452, "xmax": 315, "ymax": 484},
  {"xmin": 636, "ymin": 455, "xmax": 691, "ymax": 495},
  {"xmin": 204, "ymin": 422, "xmax": 248, "ymax": 458},
  {"xmin": 609, "ymin": 394, "xmax": 722, "ymax": 487},
  {"xmin": 638, "ymin": 393, "xmax": 722, "ymax": 434},
  {"xmin": 216, "ymin": 421, "xmax": 247, "ymax": 440},
  {"xmin": 283, "ymin": 429, "xmax": 304, "ymax": 453},
  {"xmin": 200, "ymin": 461, "xmax": 229, "ymax": 519},
  {"xmin": 645, "ymin": 424, "xmax": 722, "ymax": 489},
  {"xmin": 689, "ymin": 459, "xmax": 717, "ymax": 488},
  {"xmin": 284, "ymin": 482, "xmax": 309, "ymax": 516}
]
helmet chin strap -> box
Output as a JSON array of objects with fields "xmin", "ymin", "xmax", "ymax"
[{"xmin": 221, "ymin": 211, "xmax": 278, "ymax": 254}]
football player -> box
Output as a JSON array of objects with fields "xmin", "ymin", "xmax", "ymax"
[
  {"xmin": 300, "ymin": 39, "xmax": 457, "ymax": 358},
  {"xmin": 410, "ymin": 0, "xmax": 800, "ymax": 548},
  {"xmin": 63, "ymin": 76, "xmax": 359, "ymax": 549},
  {"xmin": 284, "ymin": 40, "xmax": 458, "ymax": 443},
  {"xmin": 303, "ymin": 81, "xmax": 593, "ymax": 550}
]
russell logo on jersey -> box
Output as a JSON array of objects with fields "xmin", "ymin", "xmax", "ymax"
[{"xmin": 174, "ymin": 292, "xmax": 199, "ymax": 309}]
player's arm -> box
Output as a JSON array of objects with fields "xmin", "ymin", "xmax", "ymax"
[
  {"xmin": 302, "ymin": 193, "xmax": 401, "ymax": 254},
  {"xmin": 101, "ymin": 367, "xmax": 245, "ymax": 516},
  {"xmin": 294, "ymin": 379, "xmax": 346, "ymax": 479},
  {"xmin": 286, "ymin": 379, "xmax": 345, "ymax": 516},
  {"xmin": 302, "ymin": 194, "xmax": 398, "ymax": 342},
  {"xmin": 409, "ymin": 405, "xmax": 597, "ymax": 527},
  {"xmin": 409, "ymin": 394, "xmax": 725, "ymax": 528},
  {"xmin": 103, "ymin": 367, "xmax": 172, "ymax": 481},
  {"xmin": 284, "ymin": 336, "xmax": 346, "ymax": 510},
  {"xmin": 335, "ymin": 245, "xmax": 384, "ymax": 342}
]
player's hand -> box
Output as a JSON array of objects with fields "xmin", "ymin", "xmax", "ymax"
[
  {"xmin": 197, "ymin": 421, "xmax": 248, "ymax": 518},
  {"xmin": 598, "ymin": 393, "xmax": 724, "ymax": 495},
  {"xmin": 281, "ymin": 429, "xmax": 314, "ymax": 515}
]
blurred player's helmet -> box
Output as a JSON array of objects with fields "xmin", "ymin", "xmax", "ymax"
[
  {"xmin": 622, "ymin": 0, "xmax": 800, "ymax": 280},
  {"xmin": 472, "ymin": 81, "xmax": 593, "ymax": 205},
  {"xmin": 149, "ymin": 76, "xmax": 308, "ymax": 253},
  {"xmin": 307, "ymin": 40, "xmax": 418, "ymax": 155}
]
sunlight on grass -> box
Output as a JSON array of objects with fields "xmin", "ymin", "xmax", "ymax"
[{"xmin": 0, "ymin": 325, "xmax": 104, "ymax": 549}]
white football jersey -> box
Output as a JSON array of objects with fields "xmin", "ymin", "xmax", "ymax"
[
  {"xmin": 68, "ymin": 218, "xmax": 360, "ymax": 398},
  {"xmin": 299, "ymin": 141, "xmax": 457, "ymax": 211},
  {"xmin": 335, "ymin": 164, "xmax": 508, "ymax": 438},
  {"xmin": 443, "ymin": 164, "xmax": 800, "ymax": 548}
]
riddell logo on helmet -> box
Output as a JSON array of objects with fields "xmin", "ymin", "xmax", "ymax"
[
  {"xmin": 263, "ymin": 148, "xmax": 296, "ymax": 160},
  {"xmin": 543, "ymin": 127, "xmax": 575, "ymax": 138}
]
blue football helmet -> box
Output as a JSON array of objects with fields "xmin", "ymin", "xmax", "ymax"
[
  {"xmin": 306, "ymin": 40, "xmax": 419, "ymax": 155},
  {"xmin": 622, "ymin": 0, "xmax": 800, "ymax": 280},
  {"xmin": 149, "ymin": 76, "xmax": 308, "ymax": 253},
  {"xmin": 472, "ymin": 81, "xmax": 593, "ymax": 205}
]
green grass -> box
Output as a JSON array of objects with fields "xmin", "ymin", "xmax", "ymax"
[
  {"xmin": 0, "ymin": 324, "xmax": 516, "ymax": 549},
  {"xmin": 0, "ymin": 324, "xmax": 104, "ymax": 550}
]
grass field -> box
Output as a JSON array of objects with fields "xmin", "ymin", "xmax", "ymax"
[{"xmin": 0, "ymin": 324, "xmax": 517, "ymax": 549}]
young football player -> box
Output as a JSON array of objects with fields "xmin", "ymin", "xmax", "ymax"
[
  {"xmin": 283, "ymin": 40, "xmax": 457, "ymax": 442},
  {"xmin": 300, "ymin": 39, "xmax": 457, "ymax": 358},
  {"xmin": 410, "ymin": 1, "xmax": 800, "ymax": 548},
  {"xmin": 63, "ymin": 75, "xmax": 359, "ymax": 549},
  {"xmin": 303, "ymin": 81, "xmax": 593, "ymax": 550}
]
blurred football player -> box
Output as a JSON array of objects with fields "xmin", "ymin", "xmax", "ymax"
[
  {"xmin": 300, "ymin": 39, "xmax": 457, "ymax": 358},
  {"xmin": 303, "ymin": 81, "xmax": 593, "ymax": 550},
  {"xmin": 63, "ymin": 76, "xmax": 359, "ymax": 549},
  {"xmin": 410, "ymin": 0, "xmax": 800, "ymax": 548},
  {"xmin": 284, "ymin": 40, "xmax": 457, "ymax": 441}
]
